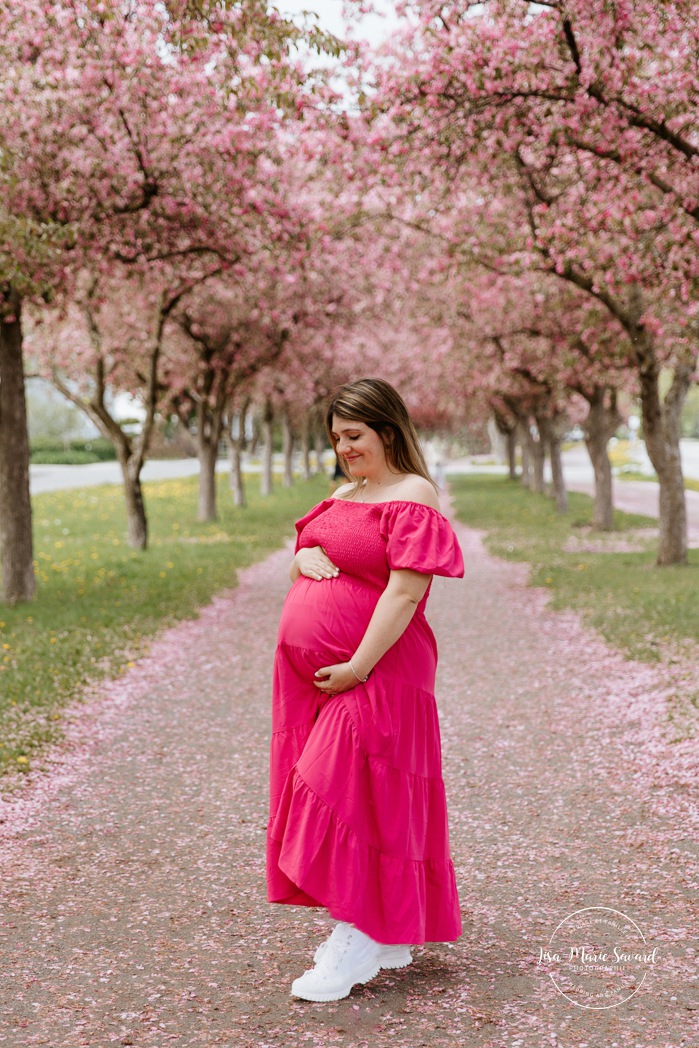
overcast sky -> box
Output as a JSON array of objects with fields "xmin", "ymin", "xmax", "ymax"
[{"xmin": 278, "ymin": 0, "xmax": 404, "ymax": 47}]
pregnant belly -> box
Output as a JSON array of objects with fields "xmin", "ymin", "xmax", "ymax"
[{"xmin": 278, "ymin": 575, "xmax": 380, "ymax": 658}]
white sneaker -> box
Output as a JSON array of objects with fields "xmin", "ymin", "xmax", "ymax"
[
  {"xmin": 291, "ymin": 925, "xmax": 382, "ymax": 1002},
  {"xmin": 312, "ymin": 921, "xmax": 354, "ymax": 961},
  {"xmin": 313, "ymin": 925, "xmax": 412, "ymax": 971}
]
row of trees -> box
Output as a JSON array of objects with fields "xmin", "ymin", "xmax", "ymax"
[
  {"xmin": 358, "ymin": 0, "xmax": 698, "ymax": 564},
  {"xmin": 0, "ymin": 0, "xmax": 374, "ymax": 599},
  {"xmin": 2, "ymin": 0, "xmax": 698, "ymax": 605}
]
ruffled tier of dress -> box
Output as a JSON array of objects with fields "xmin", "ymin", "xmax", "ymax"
[{"xmin": 267, "ymin": 680, "xmax": 462, "ymax": 945}]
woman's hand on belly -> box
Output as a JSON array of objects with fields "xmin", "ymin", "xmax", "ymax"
[
  {"xmin": 291, "ymin": 545, "xmax": 340, "ymax": 583},
  {"xmin": 313, "ymin": 661, "xmax": 360, "ymax": 696}
]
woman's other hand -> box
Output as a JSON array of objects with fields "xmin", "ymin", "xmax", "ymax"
[
  {"xmin": 313, "ymin": 662, "xmax": 360, "ymax": 695},
  {"xmin": 293, "ymin": 545, "xmax": 340, "ymax": 582}
]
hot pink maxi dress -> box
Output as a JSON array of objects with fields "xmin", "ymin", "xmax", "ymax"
[{"xmin": 266, "ymin": 496, "xmax": 464, "ymax": 945}]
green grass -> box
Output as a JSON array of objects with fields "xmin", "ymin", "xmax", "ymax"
[
  {"xmin": 0, "ymin": 471, "xmax": 328, "ymax": 784},
  {"xmin": 449, "ymin": 474, "xmax": 699, "ymax": 664},
  {"xmin": 30, "ymin": 437, "xmax": 117, "ymax": 464}
]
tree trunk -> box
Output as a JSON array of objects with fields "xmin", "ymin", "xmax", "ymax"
[
  {"xmin": 117, "ymin": 453, "xmax": 148, "ymax": 550},
  {"xmin": 300, "ymin": 410, "xmax": 312, "ymax": 480},
  {"xmin": 225, "ymin": 397, "xmax": 249, "ymax": 508},
  {"xmin": 281, "ymin": 405, "xmax": 294, "ymax": 488},
  {"xmin": 635, "ymin": 335, "xmax": 691, "ymax": 564},
  {"xmin": 195, "ymin": 391, "xmax": 226, "ymax": 522},
  {"xmin": 0, "ymin": 289, "xmax": 36, "ymax": 603},
  {"xmin": 314, "ymin": 423, "xmax": 324, "ymax": 477},
  {"xmin": 531, "ymin": 426, "xmax": 545, "ymax": 494},
  {"xmin": 640, "ymin": 360, "xmax": 692, "ymax": 565},
  {"xmin": 260, "ymin": 397, "xmax": 274, "ymax": 497},
  {"xmin": 487, "ymin": 414, "xmax": 507, "ymax": 464},
  {"xmin": 198, "ymin": 438, "xmax": 219, "ymax": 521},
  {"xmin": 248, "ymin": 414, "xmax": 260, "ymax": 457},
  {"xmin": 492, "ymin": 407, "xmax": 518, "ymax": 479},
  {"xmin": 506, "ymin": 430, "xmax": 517, "ymax": 480},
  {"xmin": 586, "ymin": 434, "xmax": 614, "ymax": 531},
  {"xmin": 551, "ymin": 440, "xmax": 568, "ymax": 513},
  {"xmin": 518, "ymin": 421, "xmax": 532, "ymax": 489},
  {"xmin": 621, "ymin": 287, "xmax": 691, "ymax": 565},
  {"xmin": 518, "ymin": 419, "xmax": 544, "ymax": 492},
  {"xmin": 583, "ymin": 386, "xmax": 621, "ymax": 531},
  {"xmin": 228, "ymin": 438, "xmax": 246, "ymax": 507},
  {"xmin": 656, "ymin": 451, "xmax": 687, "ymax": 565},
  {"xmin": 539, "ymin": 415, "xmax": 568, "ymax": 514}
]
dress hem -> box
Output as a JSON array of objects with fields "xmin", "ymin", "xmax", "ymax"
[{"xmin": 267, "ymin": 768, "xmax": 463, "ymax": 945}]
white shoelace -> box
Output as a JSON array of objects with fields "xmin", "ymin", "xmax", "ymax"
[{"xmin": 314, "ymin": 936, "xmax": 351, "ymax": 977}]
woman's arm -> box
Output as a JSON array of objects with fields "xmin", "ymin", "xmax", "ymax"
[
  {"xmin": 350, "ymin": 569, "xmax": 431, "ymax": 679},
  {"xmin": 313, "ymin": 568, "xmax": 432, "ymax": 694}
]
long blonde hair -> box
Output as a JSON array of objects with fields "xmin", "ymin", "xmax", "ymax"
[{"xmin": 324, "ymin": 378, "xmax": 438, "ymax": 500}]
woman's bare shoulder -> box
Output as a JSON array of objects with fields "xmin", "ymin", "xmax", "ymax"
[
  {"xmin": 394, "ymin": 475, "xmax": 441, "ymax": 511},
  {"xmin": 330, "ymin": 482, "xmax": 355, "ymax": 500}
]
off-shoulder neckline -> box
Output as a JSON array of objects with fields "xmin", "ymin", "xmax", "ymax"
[{"xmin": 324, "ymin": 496, "xmax": 448, "ymax": 517}]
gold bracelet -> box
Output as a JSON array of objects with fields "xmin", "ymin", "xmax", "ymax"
[{"xmin": 349, "ymin": 658, "xmax": 369, "ymax": 683}]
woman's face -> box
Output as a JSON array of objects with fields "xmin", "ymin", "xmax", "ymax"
[{"xmin": 331, "ymin": 415, "xmax": 389, "ymax": 478}]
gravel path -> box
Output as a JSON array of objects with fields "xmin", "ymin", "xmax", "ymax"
[{"xmin": 0, "ymin": 489, "xmax": 697, "ymax": 1048}]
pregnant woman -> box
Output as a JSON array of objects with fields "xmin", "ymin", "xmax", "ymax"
[{"xmin": 266, "ymin": 377, "xmax": 464, "ymax": 1002}]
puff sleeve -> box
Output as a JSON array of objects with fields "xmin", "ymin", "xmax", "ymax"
[
  {"xmin": 293, "ymin": 499, "xmax": 332, "ymax": 554},
  {"xmin": 379, "ymin": 501, "xmax": 465, "ymax": 577}
]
